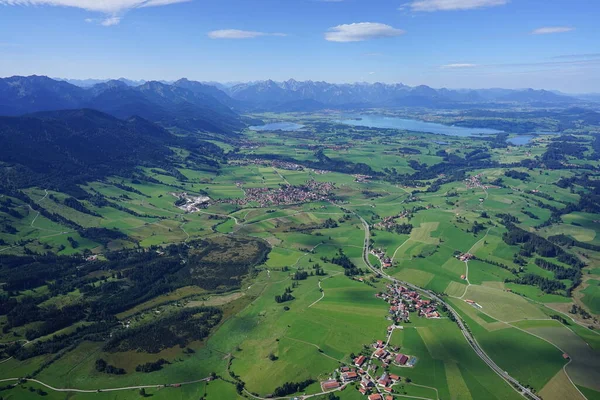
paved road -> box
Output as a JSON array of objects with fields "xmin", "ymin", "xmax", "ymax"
[
  {"xmin": 0, "ymin": 377, "xmax": 210, "ymax": 393},
  {"xmin": 349, "ymin": 208, "xmax": 541, "ymax": 400}
]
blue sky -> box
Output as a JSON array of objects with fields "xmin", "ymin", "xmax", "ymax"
[{"xmin": 1, "ymin": 0, "xmax": 599, "ymax": 92}]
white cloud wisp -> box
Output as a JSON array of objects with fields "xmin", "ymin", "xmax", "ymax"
[
  {"xmin": 0, "ymin": 0, "xmax": 191, "ymax": 25},
  {"xmin": 325, "ymin": 22, "xmax": 405, "ymax": 42},
  {"xmin": 207, "ymin": 30, "xmax": 287, "ymax": 39},
  {"xmin": 531, "ymin": 26, "xmax": 575, "ymax": 35},
  {"xmin": 409, "ymin": 0, "xmax": 508, "ymax": 12}
]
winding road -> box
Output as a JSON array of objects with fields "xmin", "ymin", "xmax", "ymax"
[
  {"xmin": 347, "ymin": 207, "xmax": 541, "ymax": 400},
  {"xmin": 0, "ymin": 377, "xmax": 211, "ymax": 394}
]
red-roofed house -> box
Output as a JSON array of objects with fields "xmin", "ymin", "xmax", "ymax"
[
  {"xmin": 321, "ymin": 380, "xmax": 340, "ymax": 390},
  {"xmin": 355, "ymin": 355, "xmax": 366, "ymax": 367},
  {"xmin": 368, "ymin": 394, "xmax": 382, "ymax": 400},
  {"xmin": 395, "ymin": 354, "xmax": 409, "ymax": 365},
  {"xmin": 342, "ymin": 371, "xmax": 359, "ymax": 382}
]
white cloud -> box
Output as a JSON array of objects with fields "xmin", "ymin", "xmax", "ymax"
[
  {"xmin": 207, "ymin": 30, "xmax": 287, "ymax": 39},
  {"xmin": 325, "ymin": 22, "xmax": 405, "ymax": 42},
  {"xmin": 441, "ymin": 63, "xmax": 478, "ymax": 68},
  {"xmin": 408, "ymin": 0, "xmax": 508, "ymax": 12},
  {"xmin": 0, "ymin": 0, "xmax": 191, "ymax": 25},
  {"xmin": 101, "ymin": 16, "xmax": 121, "ymax": 26},
  {"xmin": 531, "ymin": 26, "xmax": 574, "ymax": 35}
]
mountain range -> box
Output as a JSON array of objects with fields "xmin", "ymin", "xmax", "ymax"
[
  {"xmin": 61, "ymin": 77, "xmax": 589, "ymax": 110},
  {"xmin": 218, "ymin": 79, "xmax": 584, "ymax": 110},
  {"xmin": 0, "ymin": 76, "xmax": 593, "ymax": 131},
  {"xmin": 0, "ymin": 75, "xmax": 245, "ymax": 134}
]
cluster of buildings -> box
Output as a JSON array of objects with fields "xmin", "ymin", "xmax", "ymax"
[
  {"xmin": 370, "ymin": 248, "xmax": 392, "ymax": 268},
  {"xmin": 272, "ymin": 160, "xmax": 304, "ymax": 171},
  {"xmin": 374, "ymin": 211, "xmax": 410, "ymax": 230},
  {"xmin": 354, "ymin": 174, "xmax": 372, "ymax": 183},
  {"xmin": 223, "ymin": 180, "xmax": 335, "ymax": 207},
  {"xmin": 170, "ymin": 192, "xmax": 211, "ymax": 213},
  {"xmin": 229, "ymin": 158, "xmax": 304, "ymax": 171},
  {"xmin": 377, "ymin": 283, "xmax": 441, "ymax": 322},
  {"xmin": 457, "ymin": 252, "xmax": 474, "ymax": 262},
  {"xmin": 465, "ymin": 173, "xmax": 488, "ymax": 190},
  {"xmin": 319, "ymin": 326, "xmax": 419, "ymax": 399}
]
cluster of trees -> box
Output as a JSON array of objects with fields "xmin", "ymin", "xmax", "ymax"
[
  {"xmin": 327, "ymin": 249, "xmax": 362, "ymax": 276},
  {"xmin": 78, "ymin": 228, "xmax": 127, "ymax": 246},
  {"xmin": 535, "ymin": 258, "xmax": 581, "ymax": 281},
  {"xmin": 63, "ymin": 197, "xmax": 101, "ymax": 217},
  {"xmin": 322, "ymin": 218, "xmax": 339, "ymax": 229},
  {"xmin": 470, "ymin": 221, "xmax": 486, "ymax": 235},
  {"xmin": 504, "ymin": 170, "xmax": 530, "ymax": 181},
  {"xmin": 392, "ymin": 223, "xmax": 413, "ymax": 235},
  {"xmin": 498, "ymin": 219, "xmax": 586, "ymax": 296},
  {"xmin": 95, "ymin": 358, "xmax": 126, "ymax": 375},
  {"xmin": 135, "ymin": 358, "xmax": 170, "ymax": 373},
  {"xmin": 275, "ymin": 287, "xmax": 294, "ymax": 303},
  {"xmin": 549, "ymin": 234, "xmax": 600, "ymax": 252},
  {"xmin": 570, "ymin": 304, "xmax": 592, "ymax": 319},
  {"xmin": 187, "ymin": 236, "xmax": 270, "ymax": 291},
  {"xmin": 312, "ymin": 264, "xmax": 326, "ymax": 276},
  {"xmin": 10, "ymin": 322, "xmax": 113, "ymax": 360},
  {"xmin": 521, "ymin": 210, "xmax": 539, "ymax": 220},
  {"xmin": 104, "ymin": 307, "xmax": 222, "ymax": 353},
  {"xmin": 550, "ymin": 314, "xmax": 569, "ymax": 325},
  {"xmin": 1, "ymin": 236, "xmax": 270, "ymax": 349},
  {"xmin": 292, "ymin": 270, "xmax": 309, "ymax": 280},
  {"xmin": 541, "ymin": 140, "xmax": 587, "ymax": 168},
  {"xmin": 503, "ymin": 222, "xmax": 562, "ymax": 258},
  {"xmin": 506, "ymin": 273, "xmax": 566, "ymax": 294},
  {"xmin": 272, "ymin": 379, "xmax": 316, "ymax": 397}
]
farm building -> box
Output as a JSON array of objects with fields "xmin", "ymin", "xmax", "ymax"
[
  {"xmin": 395, "ymin": 353, "xmax": 409, "ymax": 365},
  {"xmin": 342, "ymin": 371, "xmax": 359, "ymax": 382},
  {"xmin": 355, "ymin": 355, "xmax": 366, "ymax": 367},
  {"xmin": 321, "ymin": 380, "xmax": 340, "ymax": 390}
]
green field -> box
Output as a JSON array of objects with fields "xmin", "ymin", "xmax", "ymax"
[{"xmin": 2, "ymin": 110, "xmax": 600, "ymax": 399}]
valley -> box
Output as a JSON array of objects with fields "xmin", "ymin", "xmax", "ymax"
[{"xmin": 1, "ymin": 93, "xmax": 599, "ymax": 400}]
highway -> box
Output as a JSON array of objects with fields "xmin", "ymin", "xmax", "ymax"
[{"xmin": 351, "ymin": 209, "xmax": 541, "ymax": 400}]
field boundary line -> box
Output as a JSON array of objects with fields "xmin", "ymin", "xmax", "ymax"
[
  {"xmin": 507, "ymin": 322, "xmax": 588, "ymax": 400},
  {"xmin": 0, "ymin": 376, "xmax": 211, "ymax": 393},
  {"xmin": 407, "ymin": 383, "xmax": 440, "ymax": 400},
  {"xmin": 282, "ymin": 336, "xmax": 343, "ymax": 363}
]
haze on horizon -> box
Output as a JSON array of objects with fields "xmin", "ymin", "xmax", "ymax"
[{"xmin": 1, "ymin": 0, "xmax": 599, "ymax": 93}]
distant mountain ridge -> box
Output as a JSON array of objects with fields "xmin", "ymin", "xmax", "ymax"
[
  {"xmin": 216, "ymin": 79, "xmax": 581, "ymax": 109},
  {"xmin": 0, "ymin": 76, "xmax": 590, "ymax": 126},
  {"xmin": 52, "ymin": 76, "xmax": 587, "ymax": 109},
  {"xmin": 0, "ymin": 75, "xmax": 245, "ymax": 134}
]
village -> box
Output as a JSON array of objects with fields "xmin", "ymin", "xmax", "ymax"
[
  {"xmin": 222, "ymin": 179, "xmax": 335, "ymax": 207},
  {"xmin": 318, "ymin": 331, "xmax": 418, "ymax": 400},
  {"xmin": 378, "ymin": 283, "xmax": 441, "ymax": 321},
  {"xmin": 318, "ymin": 283, "xmax": 443, "ymax": 398},
  {"xmin": 370, "ymin": 248, "xmax": 392, "ymax": 269},
  {"xmin": 373, "ymin": 210, "xmax": 411, "ymax": 231}
]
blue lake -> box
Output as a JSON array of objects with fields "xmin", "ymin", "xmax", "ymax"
[
  {"xmin": 338, "ymin": 114, "xmax": 503, "ymax": 137},
  {"xmin": 249, "ymin": 122, "xmax": 305, "ymax": 131}
]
